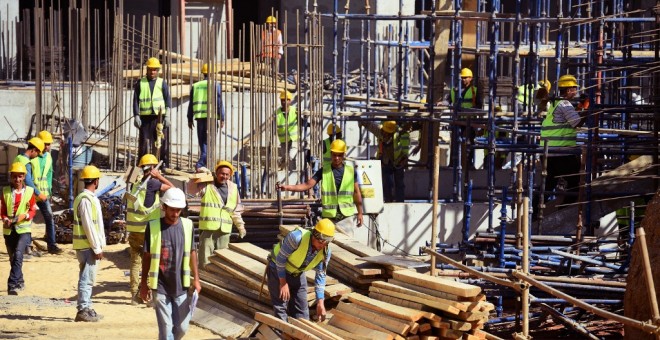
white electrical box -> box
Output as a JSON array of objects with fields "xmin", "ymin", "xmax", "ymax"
[{"xmin": 352, "ymin": 160, "xmax": 384, "ymax": 214}]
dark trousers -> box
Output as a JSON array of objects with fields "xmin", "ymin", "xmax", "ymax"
[
  {"xmin": 37, "ymin": 200, "xmax": 56, "ymax": 248},
  {"xmin": 195, "ymin": 118, "xmax": 208, "ymax": 169},
  {"xmin": 138, "ymin": 115, "xmax": 170, "ymax": 168},
  {"xmin": 266, "ymin": 262, "xmax": 309, "ymax": 321},
  {"xmin": 546, "ymin": 155, "xmax": 580, "ymax": 204},
  {"xmin": 4, "ymin": 230, "xmax": 31, "ymax": 290},
  {"xmin": 382, "ymin": 164, "xmax": 405, "ymax": 202}
]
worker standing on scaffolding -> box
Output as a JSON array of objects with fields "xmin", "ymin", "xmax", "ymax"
[
  {"xmin": 276, "ymin": 90, "xmax": 299, "ymax": 175},
  {"xmin": 187, "ymin": 63, "xmax": 225, "ymax": 173},
  {"xmin": 449, "ymin": 68, "xmax": 482, "ymax": 169},
  {"xmin": 260, "ymin": 16, "xmax": 283, "ymax": 74},
  {"xmin": 540, "ymin": 74, "xmax": 587, "ymax": 204},
  {"xmin": 277, "ymin": 139, "xmax": 364, "ymax": 236},
  {"xmin": 133, "ymin": 57, "xmax": 172, "ymax": 169}
]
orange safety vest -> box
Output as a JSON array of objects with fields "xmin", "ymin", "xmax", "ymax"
[{"xmin": 261, "ymin": 29, "xmax": 282, "ymax": 59}]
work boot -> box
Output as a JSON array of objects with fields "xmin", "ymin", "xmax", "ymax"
[
  {"xmin": 89, "ymin": 309, "xmax": 104, "ymax": 320},
  {"xmin": 130, "ymin": 293, "xmax": 143, "ymax": 306},
  {"xmin": 74, "ymin": 308, "xmax": 99, "ymax": 322},
  {"xmin": 7, "ymin": 287, "xmax": 18, "ymax": 295},
  {"xmin": 48, "ymin": 245, "xmax": 64, "ymax": 255}
]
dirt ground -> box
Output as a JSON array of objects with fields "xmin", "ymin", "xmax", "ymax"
[{"xmin": 0, "ymin": 221, "xmax": 219, "ymax": 340}]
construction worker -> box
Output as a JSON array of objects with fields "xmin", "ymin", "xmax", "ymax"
[
  {"xmin": 133, "ymin": 57, "xmax": 172, "ymax": 169},
  {"xmin": 197, "ymin": 160, "xmax": 246, "ymax": 269},
  {"xmin": 73, "ymin": 165, "xmax": 106, "ymax": 322},
  {"xmin": 277, "ymin": 139, "xmax": 364, "ymax": 236},
  {"xmin": 535, "ymin": 80, "xmax": 552, "ymax": 113},
  {"xmin": 267, "ymin": 218, "xmax": 335, "ymax": 322},
  {"xmin": 449, "ymin": 68, "xmax": 481, "ymax": 109},
  {"xmin": 276, "ymin": 90, "xmax": 298, "ymax": 172},
  {"xmin": 13, "ymin": 137, "xmax": 44, "ymax": 257},
  {"xmin": 361, "ymin": 121, "xmax": 410, "ymax": 202},
  {"xmin": 2, "ymin": 162, "xmax": 36, "ymax": 295},
  {"xmin": 516, "ymin": 79, "xmax": 551, "ymax": 113},
  {"xmin": 540, "ymin": 74, "xmax": 587, "ymax": 204},
  {"xmin": 126, "ymin": 154, "xmax": 173, "ymax": 306},
  {"xmin": 30, "ymin": 131, "xmax": 63, "ymax": 254},
  {"xmin": 139, "ymin": 188, "xmax": 201, "ymax": 340},
  {"xmin": 187, "ymin": 63, "xmax": 226, "ymax": 173},
  {"xmin": 260, "ymin": 15, "xmax": 283, "ymax": 72},
  {"xmin": 322, "ymin": 123, "xmax": 343, "ymax": 164}
]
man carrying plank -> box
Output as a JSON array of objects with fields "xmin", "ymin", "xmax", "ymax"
[{"xmin": 267, "ymin": 219, "xmax": 335, "ymax": 322}]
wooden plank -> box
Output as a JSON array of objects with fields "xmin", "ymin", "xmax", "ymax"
[
  {"xmin": 369, "ymin": 286, "xmax": 461, "ymax": 315},
  {"xmin": 229, "ymin": 242, "xmax": 270, "ymax": 264},
  {"xmin": 347, "ymin": 292, "xmax": 426, "ymax": 322},
  {"xmin": 388, "ymin": 279, "xmax": 478, "ymax": 302},
  {"xmin": 392, "ymin": 270, "xmax": 481, "ymax": 298},
  {"xmin": 359, "ymin": 255, "xmax": 430, "ymax": 269},
  {"xmin": 191, "ymin": 295, "xmax": 252, "ymax": 338},
  {"xmin": 257, "ymin": 324, "xmax": 282, "ymax": 340},
  {"xmin": 205, "ymin": 261, "xmax": 271, "ymax": 302},
  {"xmin": 369, "ymin": 292, "xmax": 425, "ymax": 310},
  {"xmin": 317, "ymin": 323, "xmax": 373, "ymax": 340},
  {"xmin": 446, "ymin": 319, "xmax": 471, "ymax": 331},
  {"xmin": 372, "ymin": 281, "xmax": 468, "ymax": 313},
  {"xmin": 289, "ymin": 318, "xmax": 344, "ymax": 340},
  {"xmin": 332, "ymin": 308, "xmax": 404, "ymax": 340},
  {"xmin": 297, "ymin": 318, "xmax": 345, "ymax": 340},
  {"xmin": 440, "ymin": 328, "xmax": 464, "ymax": 339},
  {"xmin": 329, "ymin": 243, "xmax": 383, "ymax": 276},
  {"xmin": 200, "ymin": 280, "xmax": 271, "ymax": 314},
  {"xmin": 336, "ymin": 301, "xmax": 413, "ymax": 336},
  {"xmin": 214, "ymin": 248, "xmax": 267, "ymax": 281},
  {"xmin": 329, "ymin": 313, "xmax": 394, "ymax": 340},
  {"xmin": 254, "ymin": 312, "xmax": 321, "ymax": 340},
  {"xmin": 323, "ymin": 282, "xmax": 353, "ymax": 298}
]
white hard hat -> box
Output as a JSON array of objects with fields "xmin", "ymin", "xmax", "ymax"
[{"xmin": 161, "ymin": 188, "xmax": 187, "ymax": 208}]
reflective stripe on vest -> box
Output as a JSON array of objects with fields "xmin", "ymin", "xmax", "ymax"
[
  {"xmin": 320, "ymin": 164, "xmax": 356, "ymax": 218},
  {"xmin": 276, "ymin": 106, "xmax": 298, "ymax": 143},
  {"xmin": 541, "ymin": 100, "xmax": 577, "ymax": 147},
  {"xmin": 322, "ymin": 138, "xmax": 331, "ymax": 164},
  {"xmin": 450, "ymin": 86, "xmax": 477, "ymax": 108},
  {"xmin": 271, "ymin": 228, "xmax": 326, "ymax": 275},
  {"xmin": 147, "ymin": 218, "xmax": 193, "ymax": 290},
  {"xmin": 126, "ymin": 183, "xmax": 161, "ymax": 233},
  {"xmin": 192, "ymin": 80, "xmax": 209, "ymax": 119},
  {"xmin": 31, "ymin": 153, "xmax": 52, "ymax": 196},
  {"xmin": 199, "ymin": 181, "xmax": 238, "ymax": 232},
  {"xmin": 138, "ymin": 78, "xmax": 165, "ymax": 116},
  {"xmin": 2, "ymin": 186, "xmax": 33, "ymax": 235},
  {"xmin": 72, "ymin": 191, "xmax": 101, "ymax": 250}
]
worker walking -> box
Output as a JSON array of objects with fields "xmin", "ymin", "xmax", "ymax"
[
  {"xmin": 277, "ymin": 139, "xmax": 363, "ymax": 236},
  {"xmin": 30, "ymin": 131, "xmax": 63, "ymax": 254},
  {"xmin": 126, "ymin": 154, "xmax": 173, "ymax": 306},
  {"xmin": 276, "ymin": 90, "xmax": 299, "ymax": 172},
  {"xmin": 260, "ymin": 16, "xmax": 283, "ymax": 73},
  {"xmin": 187, "ymin": 63, "xmax": 225, "ymax": 173},
  {"xmin": 267, "ymin": 219, "xmax": 335, "ymax": 322},
  {"xmin": 133, "ymin": 57, "xmax": 172, "ymax": 169},
  {"xmin": 13, "ymin": 137, "xmax": 44, "ymax": 257},
  {"xmin": 2, "ymin": 162, "xmax": 36, "ymax": 295},
  {"xmin": 197, "ymin": 160, "xmax": 246, "ymax": 269},
  {"xmin": 322, "ymin": 123, "xmax": 343, "ymax": 164},
  {"xmin": 361, "ymin": 121, "xmax": 410, "ymax": 202},
  {"xmin": 540, "ymin": 74, "xmax": 587, "ymax": 205},
  {"xmin": 139, "ymin": 188, "xmax": 201, "ymax": 340},
  {"xmin": 73, "ymin": 165, "xmax": 106, "ymax": 322}
]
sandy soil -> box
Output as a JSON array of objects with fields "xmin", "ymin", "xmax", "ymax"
[{"xmin": 0, "ymin": 221, "xmax": 219, "ymax": 340}]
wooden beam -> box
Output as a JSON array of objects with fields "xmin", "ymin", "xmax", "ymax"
[
  {"xmin": 317, "ymin": 323, "xmax": 372, "ymax": 340},
  {"xmin": 392, "ymin": 270, "xmax": 481, "ymax": 298},
  {"xmin": 254, "ymin": 312, "xmax": 321, "ymax": 340},
  {"xmin": 347, "ymin": 292, "xmax": 426, "ymax": 322},
  {"xmin": 332, "ymin": 308, "xmax": 403, "ymax": 340},
  {"xmin": 372, "ymin": 281, "xmax": 468, "ymax": 313},
  {"xmin": 336, "ymin": 301, "xmax": 413, "ymax": 336},
  {"xmin": 329, "ymin": 312, "xmax": 394, "ymax": 340}
]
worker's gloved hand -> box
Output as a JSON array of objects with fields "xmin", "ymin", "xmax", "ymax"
[
  {"xmin": 237, "ymin": 225, "xmax": 247, "ymax": 239},
  {"xmin": 133, "ymin": 116, "xmax": 141, "ymax": 129},
  {"xmin": 38, "ymin": 193, "xmax": 48, "ymax": 202},
  {"xmin": 163, "ymin": 114, "xmax": 170, "ymax": 128},
  {"xmin": 188, "ymin": 120, "xmax": 194, "ymax": 129}
]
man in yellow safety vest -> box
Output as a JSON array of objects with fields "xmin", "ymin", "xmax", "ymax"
[
  {"xmin": 322, "ymin": 123, "xmax": 343, "ymax": 165},
  {"xmin": 276, "ymin": 90, "xmax": 299, "ymax": 173}
]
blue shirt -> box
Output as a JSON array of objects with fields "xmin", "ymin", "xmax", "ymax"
[
  {"xmin": 186, "ymin": 77, "xmax": 225, "ymax": 122},
  {"xmin": 274, "ymin": 229, "xmax": 331, "ymax": 300},
  {"xmin": 23, "ymin": 161, "xmax": 41, "ymax": 196}
]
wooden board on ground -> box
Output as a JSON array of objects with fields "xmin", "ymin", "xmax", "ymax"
[
  {"xmin": 335, "ymin": 301, "xmax": 413, "ymax": 335},
  {"xmin": 369, "ymin": 285, "xmax": 463, "ymax": 315},
  {"xmin": 329, "ymin": 312, "xmax": 394, "ymax": 340},
  {"xmin": 347, "ymin": 292, "xmax": 426, "ymax": 322},
  {"xmin": 332, "ymin": 308, "xmax": 404, "ymax": 340},
  {"xmin": 254, "ymin": 312, "xmax": 321, "ymax": 340},
  {"xmin": 372, "ymin": 281, "xmax": 468, "ymax": 312},
  {"xmin": 191, "ymin": 294, "xmax": 256, "ymax": 338},
  {"xmin": 392, "ymin": 270, "xmax": 481, "ymax": 298},
  {"xmin": 329, "ymin": 243, "xmax": 383, "ymax": 276},
  {"xmin": 359, "ymin": 255, "xmax": 430, "ymax": 269},
  {"xmin": 257, "ymin": 324, "xmax": 282, "ymax": 340},
  {"xmin": 289, "ymin": 318, "xmax": 344, "ymax": 340},
  {"xmin": 318, "ymin": 322, "xmax": 373, "ymax": 340}
]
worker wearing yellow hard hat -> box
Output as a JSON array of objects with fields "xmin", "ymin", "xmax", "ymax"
[
  {"xmin": 133, "ymin": 56, "xmax": 172, "ymax": 169},
  {"xmin": 197, "ymin": 160, "xmax": 246, "ymax": 269},
  {"xmin": 276, "ymin": 90, "xmax": 299, "ymax": 175},
  {"xmin": 267, "ymin": 218, "xmax": 335, "ymax": 322},
  {"xmin": 12, "ymin": 136, "xmax": 44, "ymax": 208},
  {"xmin": 541, "ymin": 73, "xmax": 586, "ymax": 206},
  {"xmin": 261, "ymin": 15, "xmax": 284, "ymax": 72},
  {"xmin": 187, "ymin": 63, "xmax": 226, "ymax": 173},
  {"xmin": 449, "ymin": 67, "xmax": 480, "ymax": 109},
  {"xmin": 322, "ymin": 123, "xmax": 344, "ymax": 164},
  {"xmin": 278, "ymin": 138, "xmax": 363, "ymax": 236}
]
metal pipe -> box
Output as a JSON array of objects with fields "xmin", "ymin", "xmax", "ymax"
[
  {"xmin": 431, "ymin": 146, "xmax": 441, "ymax": 276},
  {"xmin": 637, "ymin": 227, "xmax": 660, "ymax": 325},
  {"xmin": 521, "ymin": 197, "xmax": 530, "ymax": 337},
  {"xmin": 536, "ymin": 303, "xmax": 600, "ymax": 340}
]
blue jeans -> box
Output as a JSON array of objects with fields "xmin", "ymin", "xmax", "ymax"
[
  {"xmin": 382, "ymin": 164, "xmax": 405, "ymax": 202},
  {"xmin": 4, "ymin": 230, "xmax": 31, "ymax": 290},
  {"xmin": 154, "ymin": 291, "xmax": 191, "ymax": 340},
  {"xmin": 195, "ymin": 118, "xmax": 208, "ymax": 169},
  {"xmin": 36, "ymin": 199, "xmax": 57, "ymax": 248},
  {"xmin": 266, "ymin": 262, "xmax": 309, "ymax": 321},
  {"xmin": 76, "ymin": 249, "xmax": 99, "ymax": 311}
]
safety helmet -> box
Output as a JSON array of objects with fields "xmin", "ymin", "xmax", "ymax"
[
  {"xmin": 214, "ymin": 160, "xmax": 235, "ymax": 175},
  {"xmin": 382, "ymin": 121, "xmax": 397, "ymax": 134},
  {"xmin": 558, "ymin": 74, "xmax": 578, "ymax": 88},
  {"xmin": 80, "ymin": 165, "xmax": 101, "ymax": 180},
  {"xmin": 201, "ymin": 63, "xmax": 209, "ymax": 74},
  {"xmin": 329, "ymin": 139, "xmax": 347, "ymax": 154},
  {"xmin": 37, "ymin": 130, "xmax": 53, "ymax": 144},
  {"xmin": 460, "ymin": 68, "xmax": 473, "ymax": 78},
  {"xmin": 280, "ymin": 90, "xmax": 292, "ymax": 100},
  {"xmin": 266, "ymin": 16, "xmax": 277, "ymax": 24},
  {"xmin": 313, "ymin": 218, "xmax": 335, "ymax": 241},
  {"xmin": 539, "ymin": 79, "xmax": 551, "ymax": 93},
  {"xmin": 28, "ymin": 137, "xmax": 45, "ymax": 153},
  {"xmin": 146, "ymin": 57, "xmax": 161, "ymax": 69},
  {"xmin": 161, "ymin": 188, "xmax": 187, "ymax": 209},
  {"xmin": 139, "ymin": 154, "xmax": 158, "ymax": 167},
  {"xmin": 326, "ymin": 123, "xmax": 342, "ymax": 135},
  {"xmin": 9, "ymin": 162, "xmax": 27, "ymax": 174}
]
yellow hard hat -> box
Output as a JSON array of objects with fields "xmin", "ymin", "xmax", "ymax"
[
  {"xmin": 9, "ymin": 162, "xmax": 27, "ymax": 174},
  {"xmin": 214, "ymin": 160, "xmax": 235, "ymax": 174},
  {"xmin": 37, "ymin": 130, "xmax": 53, "ymax": 144},
  {"xmin": 558, "ymin": 74, "xmax": 578, "ymax": 88},
  {"xmin": 266, "ymin": 16, "xmax": 277, "ymax": 24},
  {"xmin": 28, "ymin": 137, "xmax": 45, "ymax": 153},
  {"xmin": 314, "ymin": 218, "xmax": 335, "ymax": 241},
  {"xmin": 146, "ymin": 57, "xmax": 161, "ymax": 69},
  {"xmin": 280, "ymin": 90, "xmax": 292, "ymax": 100},
  {"xmin": 460, "ymin": 68, "xmax": 473, "ymax": 78},
  {"xmin": 382, "ymin": 121, "xmax": 397, "ymax": 134},
  {"xmin": 201, "ymin": 63, "xmax": 209, "ymax": 74},
  {"xmin": 327, "ymin": 123, "xmax": 342, "ymax": 135},
  {"xmin": 329, "ymin": 139, "xmax": 347, "ymax": 154},
  {"xmin": 539, "ymin": 79, "xmax": 551, "ymax": 92},
  {"xmin": 80, "ymin": 165, "xmax": 101, "ymax": 179},
  {"xmin": 138, "ymin": 154, "xmax": 158, "ymax": 167}
]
